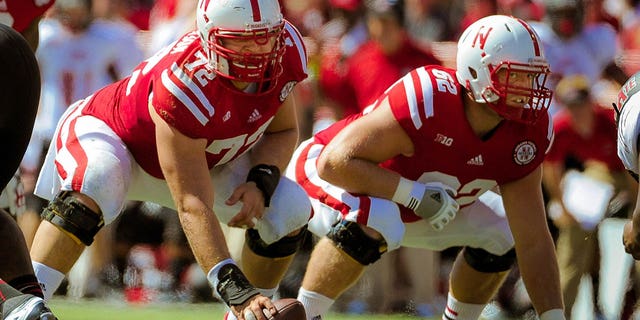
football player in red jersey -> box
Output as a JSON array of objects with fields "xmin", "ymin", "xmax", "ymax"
[
  {"xmin": 28, "ymin": 0, "xmax": 311, "ymax": 319},
  {"xmin": 0, "ymin": 1, "xmax": 58, "ymax": 319},
  {"xmin": 286, "ymin": 15, "xmax": 565, "ymax": 320}
]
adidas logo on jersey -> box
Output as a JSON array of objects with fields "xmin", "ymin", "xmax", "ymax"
[
  {"xmin": 466, "ymin": 155, "xmax": 484, "ymax": 166},
  {"xmin": 248, "ymin": 109, "xmax": 262, "ymax": 123}
]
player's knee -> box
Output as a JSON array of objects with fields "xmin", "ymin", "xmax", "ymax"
[
  {"xmin": 463, "ymin": 247, "xmax": 516, "ymax": 273},
  {"xmin": 326, "ymin": 220, "xmax": 387, "ymax": 266},
  {"xmin": 245, "ymin": 226, "xmax": 308, "ymax": 258},
  {"xmin": 41, "ymin": 191, "xmax": 104, "ymax": 246}
]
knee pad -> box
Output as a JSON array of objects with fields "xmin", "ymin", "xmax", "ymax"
[
  {"xmin": 246, "ymin": 227, "xmax": 307, "ymax": 258},
  {"xmin": 463, "ymin": 247, "xmax": 516, "ymax": 273},
  {"xmin": 327, "ymin": 220, "xmax": 387, "ymax": 265},
  {"xmin": 41, "ymin": 191, "xmax": 104, "ymax": 246}
]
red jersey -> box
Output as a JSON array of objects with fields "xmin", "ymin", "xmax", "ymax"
[
  {"xmin": 0, "ymin": 0, "xmax": 55, "ymax": 33},
  {"xmin": 81, "ymin": 22, "xmax": 307, "ymax": 179},
  {"xmin": 546, "ymin": 106, "xmax": 623, "ymax": 171},
  {"xmin": 316, "ymin": 66, "xmax": 553, "ymax": 221}
]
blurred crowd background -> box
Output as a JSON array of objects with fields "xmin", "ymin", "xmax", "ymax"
[{"xmin": 6, "ymin": 0, "xmax": 640, "ymax": 319}]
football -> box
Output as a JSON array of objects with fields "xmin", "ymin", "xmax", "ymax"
[{"xmin": 265, "ymin": 298, "xmax": 306, "ymax": 320}]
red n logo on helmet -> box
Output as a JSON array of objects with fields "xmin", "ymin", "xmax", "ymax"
[{"xmin": 472, "ymin": 26, "xmax": 492, "ymax": 50}]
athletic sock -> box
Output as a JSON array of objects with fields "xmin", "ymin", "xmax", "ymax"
[
  {"xmin": 9, "ymin": 274, "xmax": 44, "ymax": 298},
  {"xmin": 297, "ymin": 287, "xmax": 334, "ymax": 320},
  {"xmin": 442, "ymin": 292, "xmax": 486, "ymax": 320},
  {"xmin": 31, "ymin": 261, "xmax": 65, "ymax": 301}
]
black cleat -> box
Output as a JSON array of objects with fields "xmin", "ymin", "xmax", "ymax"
[{"xmin": 2, "ymin": 295, "xmax": 57, "ymax": 320}]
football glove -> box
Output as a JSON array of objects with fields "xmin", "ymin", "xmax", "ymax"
[{"xmin": 412, "ymin": 182, "xmax": 459, "ymax": 230}]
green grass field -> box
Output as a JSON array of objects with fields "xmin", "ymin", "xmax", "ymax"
[{"xmin": 48, "ymin": 298, "xmax": 439, "ymax": 320}]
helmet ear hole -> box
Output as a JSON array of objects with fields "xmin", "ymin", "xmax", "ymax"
[{"xmin": 468, "ymin": 67, "xmax": 478, "ymax": 80}]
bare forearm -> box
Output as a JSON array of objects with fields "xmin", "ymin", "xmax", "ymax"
[
  {"xmin": 517, "ymin": 237, "xmax": 564, "ymax": 314},
  {"xmin": 541, "ymin": 163, "xmax": 564, "ymax": 201},
  {"xmin": 318, "ymin": 155, "xmax": 400, "ymax": 200},
  {"xmin": 178, "ymin": 197, "xmax": 231, "ymax": 273},
  {"xmin": 250, "ymin": 128, "xmax": 298, "ymax": 171},
  {"xmin": 632, "ymin": 208, "xmax": 640, "ymax": 229}
]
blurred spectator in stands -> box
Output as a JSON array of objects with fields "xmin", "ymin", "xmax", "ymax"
[
  {"xmin": 320, "ymin": 0, "xmax": 441, "ymax": 119},
  {"xmin": 542, "ymin": 75, "xmax": 635, "ymax": 319},
  {"xmin": 619, "ymin": 0, "xmax": 640, "ymax": 75},
  {"xmin": 404, "ymin": 0, "xmax": 449, "ymax": 44},
  {"xmin": 146, "ymin": 0, "xmax": 196, "ymax": 55},
  {"xmin": 281, "ymin": 0, "xmax": 326, "ymax": 36},
  {"xmin": 497, "ymin": 0, "xmax": 544, "ymax": 21},
  {"xmin": 455, "ymin": 0, "xmax": 497, "ymax": 38},
  {"xmin": 530, "ymin": 0, "xmax": 627, "ymax": 115},
  {"xmin": 276, "ymin": 0, "xmax": 329, "ymax": 139},
  {"xmin": 585, "ymin": 0, "xmax": 620, "ymax": 31},
  {"xmin": 315, "ymin": 0, "xmax": 368, "ymax": 126},
  {"xmin": 24, "ymin": 0, "xmax": 143, "ymax": 298},
  {"xmin": 92, "ymin": 0, "xmax": 153, "ymax": 31}
]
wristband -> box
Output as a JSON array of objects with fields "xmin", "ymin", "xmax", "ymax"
[
  {"xmin": 207, "ymin": 259, "xmax": 259, "ymax": 306},
  {"xmin": 247, "ymin": 164, "xmax": 281, "ymax": 207},
  {"xmin": 539, "ymin": 309, "xmax": 565, "ymax": 320},
  {"xmin": 391, "ymin": 177, "xmax": 425, "ymax": 211}
]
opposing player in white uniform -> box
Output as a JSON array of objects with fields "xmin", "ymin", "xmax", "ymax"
[
  {"xmin": 24, "ymin": 0, "xmax": 144, "ymax": 175},
  {"xmin": 529, "ymin": 0, "xmax": 627, "ymax": 114},
  {"xmin": 24, "ymin": 1, "xmax": 146, "ymax": 300},
  {"xmin": 28, "ymin": 0, "xmax": 312, "ymax": 318},
  {"xmin": 615, "ymin": 72, "xmax": 640, "ymax": 260},
  {"xmin": 287, "ymin": 15, "xmax": 565, "ymax": 320}
]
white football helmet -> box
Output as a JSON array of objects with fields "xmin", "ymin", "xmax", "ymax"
[
  {"xmin": 456, "ymin": 15, "xmax": 552, "ymax": 124},
  {"xmin": 196, "ymin": 0, "xmax": 286, "ymax": 94}
]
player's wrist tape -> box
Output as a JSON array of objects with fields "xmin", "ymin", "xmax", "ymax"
[
  {"xmin": 391, "ymin": 177, "xmax": 425, "ymax": 210},
  {"xmin": 247, "ymin": 164, "xmax": 281, "ymax": 207},
  {"xmin": 207, "ymin": 259, "xmax": 259, "ymax": 306},
  {"xmin": 539, "ymin": 309, "xmax": 565, "ymax": 320}
]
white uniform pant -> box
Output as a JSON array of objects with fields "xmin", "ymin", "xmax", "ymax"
[
  {"xmin": 35, "ymin": 98, "xmax": 311, "ymax": 244},
  {"xmin": 286, "ymin": 138, "xmax": 514, "ymax": 255}
]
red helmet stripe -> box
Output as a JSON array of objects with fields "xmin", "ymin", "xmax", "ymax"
[
  {"xmin": 250, "ymin": 0, "xmax": 262, "ymax": 22},
  {"xmin": 515, "ymin": 18, "xmax": 541, "ymax": 56},
  {"xmin": 200, "ymin": 0, "xmax": 212, "ymax": 11}
]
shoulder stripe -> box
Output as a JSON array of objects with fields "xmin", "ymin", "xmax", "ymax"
[
  {"xmin": 170, "ymin": 63, "xmax": 215, "ymax": 116},
  {"xmin": 161, "ymin": 69, "xmax": 209, "ymax": 126},
  {"xmin": 284, "ymin": 22, "xmax": 308, "ymax": 75},
  {"xmin": 416, "ymin": 67, "xmax": 435, "ymax": 119},
  {"xmin": 402, "ymin": 73, "xmax": 422, "ymax": 129}
]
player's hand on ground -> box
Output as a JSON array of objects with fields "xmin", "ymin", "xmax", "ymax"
[
  {"xmin": 226, "ymin": 182, "xmax": 266, "ymax": 228},
  {"xmin": 231, "ymin": 294, "xmax": 276, "ymax": 320},
  {"xmin": 623, "ymin": 220, "xmax": 640, "ymax": 260}
]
